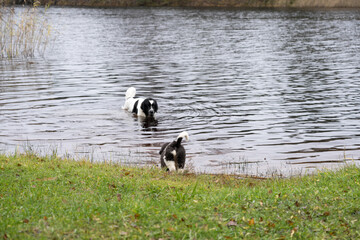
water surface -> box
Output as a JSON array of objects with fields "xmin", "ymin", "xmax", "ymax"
[{"xmin": 1, "ymin": 7, "xmax": 360, "ymax": 176}]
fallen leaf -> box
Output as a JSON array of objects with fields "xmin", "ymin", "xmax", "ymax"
[
  {"xmin": 227, "ymin": 220, "xmax": 237, "ymax": 227},
  {"xmin": 134, "ymin": 213, "xmax": 140, "ymax": 219},
  {"xmin": 3, "ymin": 233, "xmax": 8, "ymax": 239},
  {"xmin": 117, "ymin": 194, "xmax": 122, "ymax": 201},
  {"xmin": 43, "ymin": 216, "xmax": 48, "ymax": 221},
  {"xmin": 23, "ymin": 219, "xmax": 29, "ymax": 224},
  {"xmin": 35, "ymin": 177, "xmax": 58, "ymax": 182},
  {"xmin": 295, "ymin": 201, "xmax": 301, "ymax": 207},
  {"xmin": 172, "ymin": 214, "xmax": 178, "ymax": 219},
  {"xmin": 291, "ymin": 227, "xmax": 298, "ymax": 237},
  {"xmin": 248, "ymin": 218, "xmax": 255, "ymax": 226},
  {"xmin": 125, "ymin": 172, "xmax": 130, "ymax": 176},
  {"xmin": 267, "ymin": 222, "xmax": 275, "ymax": 228},
  {"xmin": 323, "ymin": 211, "xmax": 330, "ymax": 217}
]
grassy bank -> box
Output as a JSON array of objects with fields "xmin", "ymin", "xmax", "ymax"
[
  {"xmin": 1, "ymin": 153, "xmax": 360, "ymax": 239},
  {"xmin": 11, "ymin": 0, "xmax": 360, "ymax": 8}
]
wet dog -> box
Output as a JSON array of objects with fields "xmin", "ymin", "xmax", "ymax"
[
  {"xmin": 159, "ymin": 131, "xmax": 189, "ymax": 172},
  {"xmin": 122, "ymin": 87, "xmax": 158, "ymax": 118}
]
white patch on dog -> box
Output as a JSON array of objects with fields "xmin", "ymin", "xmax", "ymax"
[
  {"xmin": 164, "ymin": 159, "xmax": 176, "ymax": 172},
  {"xmin": 162, "ymin": 145, "xmax": 176, "ymax": 172},
  {"xmin": 171, "ymin": 150, "xmax": 177, "ymax": 157}
]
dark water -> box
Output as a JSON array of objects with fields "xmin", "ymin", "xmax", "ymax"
[{"xmin": 1, "ymin": 7, "xmax": 360, "ymax": 176}]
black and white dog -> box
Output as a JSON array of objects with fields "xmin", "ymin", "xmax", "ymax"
[
  {"xmin": 159, "ymin": 131, "xmax": 189, "ymax": 172},
  {"xmin": 122, "ymin": 87, "xmax": 158, "ymax": 118}
]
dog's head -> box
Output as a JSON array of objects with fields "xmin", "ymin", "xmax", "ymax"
[{"xmin": 141, "ymin": 98, "xmax": 158, "ymax": 117}]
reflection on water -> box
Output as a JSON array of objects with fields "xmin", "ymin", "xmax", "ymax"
[{"xmin": 1, "ymin": 7, "xmax": 360, "ymax": 176}]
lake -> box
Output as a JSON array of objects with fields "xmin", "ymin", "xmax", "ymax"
[{"xmin": 1, "ymin": 6, "xmax": 360, "ymax": 176}]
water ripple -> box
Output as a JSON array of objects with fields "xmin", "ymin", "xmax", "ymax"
[{"xmin": 1, "ymin": 7, "xmax": 360, "ymax": 176}]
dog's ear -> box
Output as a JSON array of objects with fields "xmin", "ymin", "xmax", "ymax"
[
  {"xmin": 153, "ymin": 100, "xmax": 158, "ymax": 112},
  {"xmin": 140, "ymin": 99, "xmax": 150, "ymax": 116}
]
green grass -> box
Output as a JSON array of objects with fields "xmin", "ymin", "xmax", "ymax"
[{"xmin": 1, "ymin": 152, "xmax": 360, "ymax": 239}]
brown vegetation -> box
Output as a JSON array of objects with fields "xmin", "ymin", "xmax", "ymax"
[
  {"xmin": 10, "ymin": 0, "xmax": 360, "ymax": 8},
  {"xmin": 0, "ymin": 1, "xmax": 52, "ymax": 58}
]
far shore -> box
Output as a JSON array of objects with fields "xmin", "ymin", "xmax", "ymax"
[{"xmin": 13, "ymin": 0, "xmax": 360, "ymax": 8}]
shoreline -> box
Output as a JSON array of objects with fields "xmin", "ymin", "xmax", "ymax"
[{"xmin": 13, "ymin": 0, "xmax": 360, "ymax": 8}]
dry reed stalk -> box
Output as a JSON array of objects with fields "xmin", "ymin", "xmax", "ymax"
[{"xmin": 0, "ymin": 1, "xmax": 52, "ymax": 58}]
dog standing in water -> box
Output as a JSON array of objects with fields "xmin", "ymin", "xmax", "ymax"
[
  {"xmin": 159, "ymin": 131, "xmax": 189, "ymax": 172},
  {"xmin": 122, "ymin": 87, "xmax": 158, "ymax": 118}
]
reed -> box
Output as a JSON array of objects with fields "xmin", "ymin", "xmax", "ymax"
[{"xmin": 0, "ymin": 0, "xmax": 52, "ymax": 59}]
